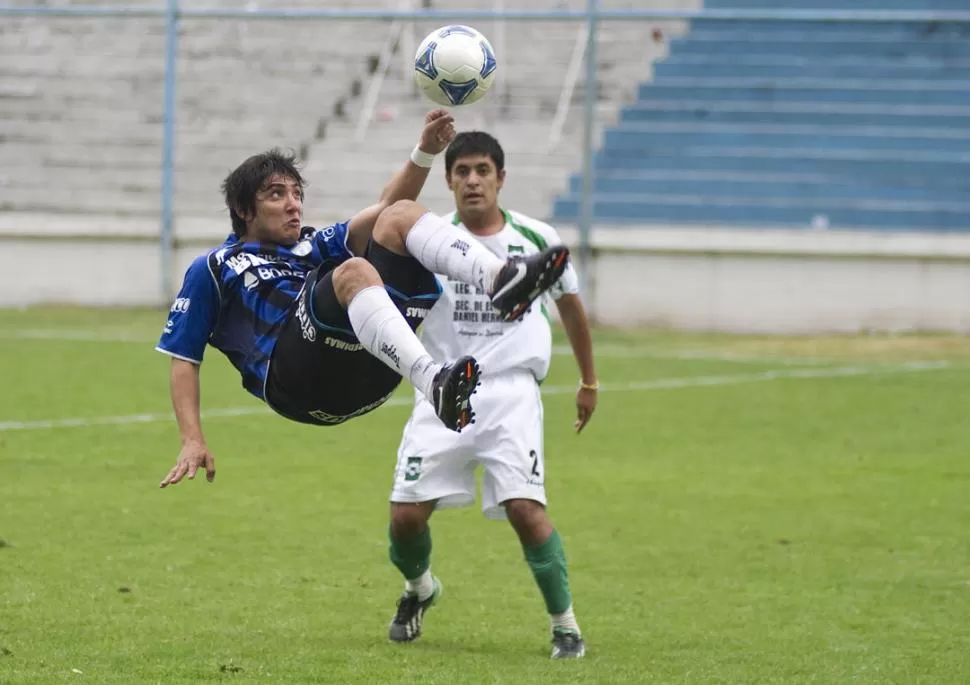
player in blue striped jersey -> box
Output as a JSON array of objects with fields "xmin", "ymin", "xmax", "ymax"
[{"xmin": 156, "ymin": 110, "xmax": 570, "ymax": 488}]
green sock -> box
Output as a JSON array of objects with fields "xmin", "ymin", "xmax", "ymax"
[
  {"xmin": 523, "ymin": 529, "xmax": 572, "ymax": 615},
  {"xmin": 389, "ymin": 524, "xmax": 432, "ymax": 581}
]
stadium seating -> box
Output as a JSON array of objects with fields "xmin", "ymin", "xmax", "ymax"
[
  {"xmin": 0, "ymin": 1, "xmax": 401, "ymax": 223},
  {"xmin": 552, "ymin": 0, "xmax": 970, "ymax": 232},
  {"xmin": 0, "ymin": 0, "xmax": 677, "ymax": 232},
  {"xmin": 300, "ymin": 0, "xmax": 679, "ymax": 223}
]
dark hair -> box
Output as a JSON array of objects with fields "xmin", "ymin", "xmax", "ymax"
[
  {"xmin": 221, "ymin": 148, "xmax": 305, "ymax": 237},
  {"xmin": 444, "ymin": 131, "xmax": 505, "ymax": 175}
]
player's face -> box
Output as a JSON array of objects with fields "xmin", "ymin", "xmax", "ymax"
[
  {"xmin": 243, "ymin": 174, "xmax": 304, "ymax": 246},
  {"xmin": 447, "ymin": 154, "xmax": 505, "ymax": 216}
]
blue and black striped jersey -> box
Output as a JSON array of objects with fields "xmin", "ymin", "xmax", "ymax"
[{"xmin": 155, "ymin": 222, "xmax": 353, "ymax": 399}]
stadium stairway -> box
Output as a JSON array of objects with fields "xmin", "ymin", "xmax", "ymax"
[
  {"xmin": 0, "ymin": 0, "xmax": 700, "ymax": 236},
  {"xmin": 302, "ymin": 0, "xmax": 696, "ymax": 224},
  {"xmin": 0, "ymin": 1, "xmax": 397, "ymax": 227},
  {"xmin": 552, "ymin": 0, "xmax": 970, "ymax": 232}
]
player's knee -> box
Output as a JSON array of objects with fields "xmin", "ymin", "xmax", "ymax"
[
  {"xmin": 381, "ymin": 199, "xmax": 425, "ymax": 226},
  {"xmin": 504, "ymin": 498, "xmax": 548, "ymax": 531},
  {"xmin": 390, "ymin": 501, "xmax": 433, "ymax": 537},
  {"xmin": 331, "ymin": 257, "xmax": 382, "ymax": 306},
  {"xmin": 373, "ymin": 199, "xmax": 427, "ymax": 251}
]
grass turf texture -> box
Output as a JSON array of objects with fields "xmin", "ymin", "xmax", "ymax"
[{"xmin": 1, "ymin": 307, "xmax": 968, "ymax": 684}]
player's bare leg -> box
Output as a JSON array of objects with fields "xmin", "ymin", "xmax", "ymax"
[
  {"xmin": 373, "ymin": 200, "xmax": 570, "ymax": 322},
  {"xmin": 387, "ymin": 501, "xmax": 441, "ymax": 642},
  {"xmin": 505, "ymin": 498, "xmax": 586, "ymax": 659},
  {"xmin": 332, "ymin": 259, "xmax": 477, "ymax": 431}
]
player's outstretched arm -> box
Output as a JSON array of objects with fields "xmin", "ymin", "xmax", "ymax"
[
  {"xmin": 159, "ymin": 358, "xmax": 215, "ymax": 488},
  {"xmin": 345, "ymin": 108, "xmax": 456, "ymax": 255},
  {"xmin": 555, "ymin": 293, "xmax": 598, "ymax": 433}
]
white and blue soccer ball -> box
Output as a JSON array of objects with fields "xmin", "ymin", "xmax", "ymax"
[{"xmin": 414, "ymin": 25, "xmax": 497, "ymax": 107}]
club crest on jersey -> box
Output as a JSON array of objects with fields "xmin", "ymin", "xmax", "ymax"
[
  {"xmin": 291, "ymin": 239, "xmax": 312, "ymax": 257},
  {"xmin": 404, "ymin": 456, "xmax": 423, "ymax": 481}
]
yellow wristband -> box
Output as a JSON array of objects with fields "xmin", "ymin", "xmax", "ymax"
[{"xmin": 579, "ymin": 380, "xmax": 599, "ymax": 391}]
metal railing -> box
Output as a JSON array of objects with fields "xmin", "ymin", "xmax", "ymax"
[
  {"xmin": 355, "ymin": 0, "xmax": 414, "ymax": 142},
  {"xmin": 548, "ymin": 22, "xmax": 589, "ymax": 151}
]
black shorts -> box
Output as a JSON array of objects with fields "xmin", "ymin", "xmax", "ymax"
[{"xmin": 264, "ymin": 240, "xmax": 440, "ymax": 426}]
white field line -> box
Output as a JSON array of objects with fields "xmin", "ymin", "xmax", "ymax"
[
  {"xmin": 0, "ymin": 361, "xmax": 949, "ymax": 433},
  {"xmin": 0, "ymin": 328, "xmax": 837, "ymax": 365},
  {"xmin": 0, "ymin": 328, "xmax": 154, "ymax": 343},
  {"xmin": 552, "ymin": 344, "xmax": 833, "ymax": 365}
]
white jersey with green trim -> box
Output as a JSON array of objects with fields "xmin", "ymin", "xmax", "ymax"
[{"xmin": 418, "ymin": 208, "xmax": 580, "ymax": 381}]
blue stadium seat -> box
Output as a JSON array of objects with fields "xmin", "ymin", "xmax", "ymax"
[
  {"xmin": 703, "ymin": 0, "xmax": 969, "ymax": 9},
  {"xmin": 551, "ymin": 0, "xmax": 970, "ymax": 231},
  {"xmin": 619, "ymin": 104, "xmax": 970, "ymax": 130},
  {"xmin": 593, "ymin": 150, "xmax": 970, "ymax": 187}
]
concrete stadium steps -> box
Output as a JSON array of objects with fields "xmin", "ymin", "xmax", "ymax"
[
  {"xmin": 0, "ymin": 0, "xmax": 694, "ymax": 226},
  {"xmin": 618, "ymin": 101, "xmax": 970, "ymax": 128},
  {"xmin": 552, "ymin": 194, "xmax": 970, "ymax": 231},
  {"xmin": 402, "ymin": 11, "xmax": 674, "ymax": 111},
  {"xmin": 688, "ymin": 21, "xmax": 970, "ymax": 37},
  {"xmin": 0, "ymin": 139, "xmax": 294, "ymax": 169},
  {"xmin": 302, "ymin": 119, "xmax": 586, "ymax": 222},
  {"xmin": 670, "ymin": 36, "xmax": 970, "ymax": 60},
  {"xmin": 292, "ymin": 0, "xmax": 698, "ymax": 223},
  {"xmin": 0, "ymin": 112, "xmax": 322, "ymax": 149},
  {"xmin": 678, "ymin": 30, "xmax": 970, "ymax": 48},
  {"xmin": 703, "ymin": 0, "xmax": 969, "ymax": 8},
  {"xmin": 0, "ymin": 9, "xmax": 391, "ymax": 221},
  {"xmin": 592, "ymin": 149, "xmax": 970, "ymax": 184},
  {"xmin": 551, "ymin": 0, "xmax": 970, "ymax": 232},
  {"xmin": 566, "ymin": 172, "xmax": 970, "ymax": 202},
  {"xmin": 636, "ymin": 81, "xmax": 970, "ymax": 107},
  {"xmin": 1, "ymin": 186, "xmax": 165, "ymax": 216},
  {"xmin": 653, "ymin": 60, "xmax": 970, "ymax": 81},
  {"xmin": 602, "ymin": 122, "xmax": 970, "ymax": 153},
  {"xmin": 657, "ymin": 52, "xmax": 970, "ymax": 68}
]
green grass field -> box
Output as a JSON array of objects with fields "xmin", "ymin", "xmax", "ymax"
[{"xmin": 1, "ymin": 308, "xmax": 968, "ymax": 684}]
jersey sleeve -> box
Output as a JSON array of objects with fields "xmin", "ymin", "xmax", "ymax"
[
  {"xmin": 310, "ymin": 221, "xmax": 354, "ymax": 264},
  {"xmin": 155, "ymin": 255, "xmax": 220, "ymax": 364}
]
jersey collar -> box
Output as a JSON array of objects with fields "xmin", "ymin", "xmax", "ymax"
[{"xmin": 451, "ymin": 208, "xmax": 511, "ymax": 230}]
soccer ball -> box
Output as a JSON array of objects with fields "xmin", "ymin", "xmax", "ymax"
[{"xmin": 413, "ymin": 25, "xmax": 497, "ymax": 107}]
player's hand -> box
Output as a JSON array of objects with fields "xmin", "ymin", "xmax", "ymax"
[
  {"xmin": 575, "ymin": 387, "xmax": 597, "ymax": 433},
  {"xmin": 418, "ymin": 108, "xmax": 456, "ymax": 155},
  {"xmin": 159, "ymin": 440, "xmax": 215, "ymax": 488}
]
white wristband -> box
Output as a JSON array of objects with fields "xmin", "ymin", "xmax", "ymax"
[{"xmin": 410, "ymin": 146, "xmax": 436, "ymax": 168}]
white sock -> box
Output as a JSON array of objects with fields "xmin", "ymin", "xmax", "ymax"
[
  {"xmin": 404, "ymin": 212, "xmax": 504, "ymax": 293},
  {"xmin": 347, "ymin": 286, "xmax": 439, "ymax": 399},
  {"xmin": 551, "ymin": 605, "xmax": 581, "ymax": 635},
  {"xmin": 406, "ymin": 569, "xmax": 435, "ymax": 601}
]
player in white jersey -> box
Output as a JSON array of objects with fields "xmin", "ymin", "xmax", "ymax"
[{"xmin": 384, "ymin": 132, "xmax": 598, "ymax": 659}]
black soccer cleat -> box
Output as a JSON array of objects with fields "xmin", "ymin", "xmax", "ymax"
[
  {"xmin": 489, "ymin": 245, "xmax": 571, "ymax": 322},
  {"xmin": 388, "ymin": 577, "xmax": 442, "ymax": 643},
  {"xmin": 550, "ymin": 628, "xmax": 586, "ymax": 660},
  {"xmin": 431, "ymin": 356, "xmax": 480, "ymax": 432}
]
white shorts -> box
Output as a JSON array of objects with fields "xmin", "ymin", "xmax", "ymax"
[{"xmin": 390, "ymin": 370, "xmax": 546, "ymax": 520}]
